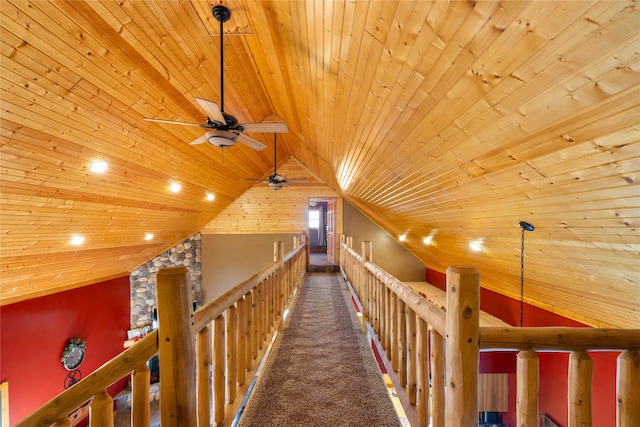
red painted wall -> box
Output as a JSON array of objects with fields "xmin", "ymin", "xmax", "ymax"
[
  {"xmin": 0, "ymin": 276, "xmax": 130, "ymax": 425},
  {"xmin": 425, "ymin": 268, "xmax": 619, "ymax": 427}
]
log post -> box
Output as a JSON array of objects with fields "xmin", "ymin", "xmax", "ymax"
[
  {"xmin": 431, "ymin": 329, "xmax": 445, "ymax": 427},
  {"xmin": 237, "ymin": 298, "xmax": 247, "ymax": 386},
  {"xmin": 384, "ymin": 286, "xmax": 391, "ymax": 355},
  {"xmin": 247, "ymin": 290, "xmax": 257, "ymax": 362},
  {"xmin": 89, "ymin": 390, "xmax": 113, "ymax": 427},
  {"xmin": 517, "ymin": 350, "xmax": 539, "ymax": 427},
  {"xmin": 131, "ymin": 363, "xmax": 150, "ymax": 427},
  {"xmin": 444, "ymin": 266, "xmax": 480, "ymax": 427},
  {"xmin": 390, "ymin": 292, "xmax": 398, "ymax": 370},
  {"xmin": 213, "ymin": 315, "xmax": 226, "ymax": 425},
  {"xmin": 54, "ymin": 419, "xmax": 71, "ymax": 427},
  {"xmin": 157, "ymin": 267, "xmax": 197, "ymax": 427},
  {"xmin": 617, "ymin": 350, "xmax": 640, "ymax": 426},
  {"xmin": 398, "ymin": 298, "xmax": 407, "ymax": 387},
  {"xmin": 416, "ymin": 319, "xmax": 429, "ymax": 426},
  {"xmin": 406, "ymin": 306, "xmax": 417, "ymax": 406},
  {"xmin": 196, "ymin": 326, "xmax": 211, "ymax": 427},
  {"xmin": 226, "ymin": 306, "xmax": 238, "ymax": 404},
  {"xmin": 568, "ymin": 350, "xmax": 593, "ymax": 427}
]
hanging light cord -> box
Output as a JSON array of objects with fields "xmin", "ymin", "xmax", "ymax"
[
  {"xmin": 520, "ymin": 226, "xmax": 525, "ymax": 327},
  {"xmin": 518, "ymin": 221, "xmax": 534, "ymax": 327}
]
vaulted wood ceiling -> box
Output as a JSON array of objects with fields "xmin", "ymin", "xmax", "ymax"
[{"xmin": 1, "ymin": 1, "xmax": 638, "ymax": 328}]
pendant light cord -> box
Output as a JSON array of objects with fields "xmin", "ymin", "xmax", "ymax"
[{"xmin": 520, "ymin": 226, "xmax": 525, "ymax": 327}]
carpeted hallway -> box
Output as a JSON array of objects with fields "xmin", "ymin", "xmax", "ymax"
[{"xmin": 237, "ymin": 272, "xmax": 401, "ymax": 427}]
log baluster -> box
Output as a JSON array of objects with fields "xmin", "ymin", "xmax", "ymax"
[
  {"xmin": 617, "ymin": 349, "xmax": 640, "ymax": 426},
  {"xmin": 406, "ymin": 306, "xmax": 417, "ymax": 406},
  {"xmin": 516, "ymin": 350, "xmax": 539, "ymax": 427},
  {"xmin": 237, "ymin": 298, "xmax": 247, "ymax": 386},
  {"xmin": 416, "ymin": 319, "xmax": 430, "ymax": 426},
  {"xmin": 213, "ymin": 315, "xmax": 226, "ymax": 425},
  {"xmin": 131, "ymin": 363, "xmax": 150, "ymax": 427},
  {"xmin": 89, "ymin": 390, "xmax": 113, "ymax": 427},
  {"xmin": 430, "ymin": 329, "xmax": 445, "ymax": 427},
  {"xmin": 196, "ymin": 327, "xmax": 211, "ymax": 427},
  {"xmin": 226, "ymin": 306, "xmax": 238, "ymax": 404},
  {"xmin": 568, "ymin": 350, "xmax": 593, "ymax": 427}
]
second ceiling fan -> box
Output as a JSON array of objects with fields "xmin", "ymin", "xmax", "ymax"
[
  {"xmin": 247, "ymin": 134, "xmax": 307, "ymax": 190},
  {"xmin": 144, "ymin": 5, "xmax": 287, "ymax": 151}
]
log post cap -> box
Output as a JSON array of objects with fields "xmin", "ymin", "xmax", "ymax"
[
  {"xmin": 156, "ymin": 266, "xmax": 189, "ymax": 278},
  {"xmin": 447, "ymin": 266, "xmax": 479, "ymax": 274}
]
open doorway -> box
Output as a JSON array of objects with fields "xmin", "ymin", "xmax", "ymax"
[{"xmin": 308, "ymin": 198, "xmax": 337, "ymax": 270}]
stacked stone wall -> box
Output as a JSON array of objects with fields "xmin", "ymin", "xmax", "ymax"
[{"xmin": 129, "ymin": 233, "xmax": 202, "ymax": 328}]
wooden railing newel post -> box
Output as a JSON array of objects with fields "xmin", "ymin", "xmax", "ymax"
[
  {"xmin": 444, "ymin": 266, "xmax": 480, "ymax": 427},
  {"xmin": 157, "ymin": 267, "xmax": 197, "ymax": 427}
]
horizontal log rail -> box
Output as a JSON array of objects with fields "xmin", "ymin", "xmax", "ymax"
[
  {"xmin": 19, "ymin": 235, "xmax": 307, "ymax": 427},
  {"xmin": 339, "ymin": 236, "xmax": 640, "ymax": 427},
  {"xmin": 479, "ymin": 326, "xmax": 640, "ymax": 350},
  {"xmin": 16, "ymin": 331, "xmax": 159, "ymax": 427}
]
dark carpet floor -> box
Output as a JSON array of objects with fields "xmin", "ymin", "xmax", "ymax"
[{"xmin": 238, "ymin": 272, "xmax": 401, "ymax": 427}]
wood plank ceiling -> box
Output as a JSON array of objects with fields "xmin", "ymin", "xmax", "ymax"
[{"xmin": 1, "ymin": 1, "xmax": 638, "ymax": 328}]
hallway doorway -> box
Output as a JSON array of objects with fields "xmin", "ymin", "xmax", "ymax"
[{"xmin": 307, "ymin": 198, "xmax": 338, "ymax": 272}]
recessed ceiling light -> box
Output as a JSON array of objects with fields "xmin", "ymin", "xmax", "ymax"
[
  {"xmin": 169, "ymin": 182, "xmax": 181, "ymax": 193},
  {"xmin": 399, "ymin": 234, "xmax": 407, "ymax": 242},
  {"xmin": 145, "ymin": 233, "xmax": 154, "ymax": 241},
  {"xmin": 70, "ymin": 235, "xmax": 85, "ymax": 246},
  {"xmin": 423, "ymin": 236, "xmax": 433, "ymax": 245},
  {"xmin": 206, "ymin": 192, "xmax": 215, "ymax": 201},
  {"xmin": 90, "ymin": 161, "xmax": 108, "ymax": 173},
  {"xmin": 469, "ymin": 239, "xmax": 484, "ymax": 252}
]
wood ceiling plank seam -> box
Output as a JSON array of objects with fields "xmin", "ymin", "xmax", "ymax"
[
  {"xmin": 30, "ymin": 1, "xmax": 200, "ymax": 116},
  {"xmin": 384, "ymin": 1, "xmax": 624, "ymax": 157},
  {"xmin": 329, "ymin": 0, "xmax": 372, "ymax": 177},
  {"xmin": 285, "ymin": 0, "xmax": 315, "ymax": 166},
  {"xmin": 463, "ymin": 88, "xmax": 640, "ymax": 177},
  {"xmin": 0, "ymin": 68, "xmax": 193, "ymax": 166},
  {"xmin": 323, "ymin": 0, "xmax": 346, "ymax": 172},
  {"xmin": 240, "ymin": 2, "xmax": 300, "ymax": 156},
  {"xmin": 337, "ymin": 0, "xmax": 403, "ymax": 192},
  {"xmin": 0, "ymin": 99, "xmax": 230, "ymax": 187},
  {"xmin": 343, "ymin": 1, "xmax": 436, "ymax": 197},
  {"xmin": 0, "ymin": 120, "xmax": 248, "ymax": 200},
  {"xmin": 479, "ymin": 2, "xmax": 639, "ymax": 116},
  {"xmin": 328, "ymin": 0, "xmax": 363, "ymax": 173},
  {"xmin": 110, "ymin": 1, "xmax": 216, "ymax": 104},
  {"xmin": 334, "ymin": 35, "xmax": 383, "ymax": 193},
  {"xmin": 0, "ymin": 12, "xmax": 142, "ymax": 112}
]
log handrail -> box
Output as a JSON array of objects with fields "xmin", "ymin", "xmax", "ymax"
[
  {"xmin": 339, "ymin": 237, "xmax": 640, "ymax": 427},
  {"xmin": 16, "ymin": 331, "xmax": 159, "ymax": 427},
  {"xmin": 19, "ymin": 237, "xmax": 307, "ymax": 427},
  {"xmin": 193, "ymin": 243, "xmax": 305, "ymax": 332},
  {"xmin": 479, "ymin": 326, "xmax": 640, "ymax": 350}
]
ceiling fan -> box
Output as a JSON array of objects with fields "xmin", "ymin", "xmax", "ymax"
[
  {"xmin": 144, "ymin": 5, "xmax": 288, "ymax": 151},
  {"xmin": 247, "ymin": 134, "xmax": 307, "ymax": 190}
]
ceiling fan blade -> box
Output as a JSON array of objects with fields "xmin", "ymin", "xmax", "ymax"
[
  {"xmin": 196, "ymin": 98, "xmax": 226, "ymax": 123},
  {"xmin": 144, "ymin": 118, "xmax": 202, "ymax": 127},
  {"xmin": 189, "ymin": 134, "xmax": 207, "ymax": 145},
  {"xmin": 240, "ymin": 122, "xmax": 289, "ymax": 133},
  {"xmin": 286, "ymin": 179, "xmax": 309, "ymax": 184},
  {"xmin": 237, "ymin": 133, "xmax": 267, "ymax": 151}
]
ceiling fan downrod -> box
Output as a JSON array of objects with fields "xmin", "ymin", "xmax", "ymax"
[{"xmin": 212, "ymin": 5, "xmax": 231, "ymax": 113}]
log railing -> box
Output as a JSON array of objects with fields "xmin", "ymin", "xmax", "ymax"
[
  {"xmin": 18, "ymin": 236, "xmax": 307, "ymax": 427},
  {"xmin": 340, "ymin": 237, "xmax": 640, "ymax": 427}
]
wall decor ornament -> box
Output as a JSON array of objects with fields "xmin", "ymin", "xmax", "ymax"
[{"xmin": 61, "ymin": 338, "xmax": 86, "ymax": 371}]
